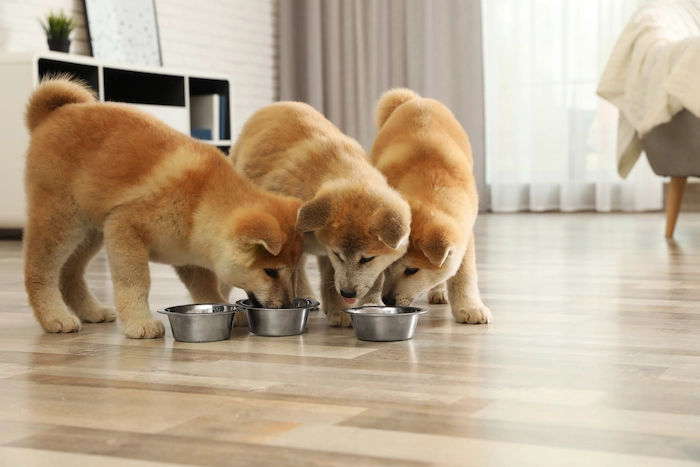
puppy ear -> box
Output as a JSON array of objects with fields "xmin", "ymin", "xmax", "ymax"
[
  {"xmin": 419, "ymin": 226, "xmax": 454, "ymax": 267},
  {"xmin": 235, "ymin": 212, "xmax": 285, "ymax": 256},
  {"xmin": 372, "ymin": 207, "xmax": 410, "ymax": 250},
  {"xmin": 296, "ymin": 194, "xmax": 334, "ymax": 232}
]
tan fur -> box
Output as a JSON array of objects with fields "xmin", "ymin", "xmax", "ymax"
[
  {"xmin": 374, "ymin": 88, "xmax": 420, "ymax": 131},
  {"xmin": 370, "ymin": 88, "xmax": 492, "ymax": 324},
  {"xmin": 231, "ymin": 102, "xmax": 411, "ymax": 326},
  {"xmin": 23, "ymin": 78, "xmax": 304, "ymax": 338}
]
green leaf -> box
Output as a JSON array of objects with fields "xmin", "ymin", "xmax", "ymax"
[{"xmin": 40, "ymin": 10, "xmax": 76, "ymax": 40}]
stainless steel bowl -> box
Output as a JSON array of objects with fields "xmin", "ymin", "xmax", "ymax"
[
  {"xmin": 157, "ymin": 304, "xmax": 239, "ymax": 342},
  {"xmin": 342, "ymin": 306, "xmax": 428, "ymax": 342},
  {"xmin": 235, "ymin": 298, "xmax": 320, "ymax": 337}
]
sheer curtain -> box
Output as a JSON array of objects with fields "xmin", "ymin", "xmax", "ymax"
[{"xmin": 482, "ymin": 0, "xmax": 663, "ymax": 212}]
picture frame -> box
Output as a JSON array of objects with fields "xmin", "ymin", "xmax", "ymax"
[{"xmin": 82, "ymin": 0, "xmax": 162, "ymax": 66}]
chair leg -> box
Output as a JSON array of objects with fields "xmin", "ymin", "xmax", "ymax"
[{"xmin": 666, "ymin": 176, "xmax": 687, "ymax": 238}]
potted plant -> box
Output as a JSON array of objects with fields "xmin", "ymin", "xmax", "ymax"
[{"xmin": 40, "ymin": 10, "xmax": 76, "ymax": 53}]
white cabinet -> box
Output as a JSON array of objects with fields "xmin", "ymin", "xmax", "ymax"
[{"xmin": 0, "ymin": 51, "xmax": 233, "ymax": 229}]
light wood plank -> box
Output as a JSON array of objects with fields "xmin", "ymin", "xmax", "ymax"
[
  {"xmin": 265, "ymin": 424, "xmax": 700, "ymax": 467},
  {"xmin": 471, "ymin": 401, "xmax": 700, "ymax": 439},
  {"xmin": 0, "ymin": 447, "xmax": 187, "ymax": 467}
]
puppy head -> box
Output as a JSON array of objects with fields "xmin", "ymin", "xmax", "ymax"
[
  {"xmin": 296, "ymin": 183, "xmax": 411, "ymax": 303},
  {"xmin": 382, "ymin": 210, "xmax": 464, "ymax": 306},
  {"xmin": 217, "ymin": 199, "xmax": 304, "ymax": 308}
]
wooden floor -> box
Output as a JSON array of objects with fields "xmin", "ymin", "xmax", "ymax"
[{"xmin": 1, "ymin": 212, "xmax": 699, "ymax": 466}]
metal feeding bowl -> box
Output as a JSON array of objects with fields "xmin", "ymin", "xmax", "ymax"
[
  {"xmin": 157, "ymin": 304, "xmax": 239, "ymax": 342},
  {"xmin": 235, "ymin": 298, "xmax": 320, "ymax": 337},
  {"xmin": 342, "ymin": 306, "xmax": 428, "ymax": 342}
]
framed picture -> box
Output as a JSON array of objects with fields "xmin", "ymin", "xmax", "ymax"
[{"xmin": 82, "ymin": 0, "xmax": 162, "ymax": 66}]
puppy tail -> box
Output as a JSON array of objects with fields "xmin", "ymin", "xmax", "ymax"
[
  {"xmin": 374, "ymin": 88, "xmax": 420, "ymax": 130},
  {"xmin": 25, "ymin": 75, "xmax": 96, "ymax": 132}
]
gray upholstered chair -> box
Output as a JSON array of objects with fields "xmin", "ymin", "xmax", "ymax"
[{"xmin": 641, "ymin": 109, "xmax": 700, "ymax": 238}]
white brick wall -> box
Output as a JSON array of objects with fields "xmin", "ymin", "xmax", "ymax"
[
  {"xmin": 156, "ymin": 0, "xmax": 278, "ymax": 138},
  {"xmin": 0, "ymin": 0, "xmax": 90, "ymax": 55},
  {"xmin": 0, "ymin": 0, "xmax": 278, "ymax": 138}
]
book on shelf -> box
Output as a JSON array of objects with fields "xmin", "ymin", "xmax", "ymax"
[
  {"xmin": 219, "ymin": 94, "xmax": 227, "ymax": 140},
  {"xmin": 190, "ymin": 128, "xmax": 212, "ymax": 140}
]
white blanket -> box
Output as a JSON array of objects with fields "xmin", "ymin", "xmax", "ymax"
[{"xmin": 597, "ymin": 0, "xmax": 700, "ymax": 178}]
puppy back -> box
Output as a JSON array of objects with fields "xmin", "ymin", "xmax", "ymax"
[
  {"xmin": 374, "ymin": 88, "xmax": 420, "ymax": 130},
  {"xmin": 25, "ymin": 77, "xmax": 96, "ymax": 132}
]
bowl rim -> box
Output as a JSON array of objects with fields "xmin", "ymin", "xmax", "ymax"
[
  {"xmin": 341, "ymin": 305, "xmax": 428, "ymax": 317},
  {"xmin": 157, "ymin": 303, "xmax": 240, "ymax": 316},
  {"xmin": 235, "ymin": 297, "xmax": 320, "ymax": 312}
]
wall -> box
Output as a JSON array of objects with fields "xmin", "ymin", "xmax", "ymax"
[
  {"xmin": 0, "ymin": 0, "xmax": 90, "ymax": 55},
  {"xmin": 0, "ymin": 0, "xmax": 278, "ymax": 138},
  {"xmin": 157, "ymin": 0, "xmax": 277, "ymax": 138}
]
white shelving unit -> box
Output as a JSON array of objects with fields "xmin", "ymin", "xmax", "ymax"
[{"xmin": 0, "ymin": 51, "xmax": 233, "ymax": 230}]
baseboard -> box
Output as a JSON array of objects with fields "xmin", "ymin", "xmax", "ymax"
[{"xmin": 664, "ymin": 179, "xmax": 700, "ymax": 212}]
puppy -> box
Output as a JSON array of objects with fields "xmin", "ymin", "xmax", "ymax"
[
  {"xmin": 370, "ymin": 89, "xmax": 491, "ymax": 324},
  {"xmin": 23, "ymin": 78, "xmax": 304, "ymax": 338},
  {"xmin": 230, "ymin": 102, "xmax": 411, "ymax": 326}
]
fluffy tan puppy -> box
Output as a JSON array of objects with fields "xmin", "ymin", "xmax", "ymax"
[
  {"xmin": 230, "ymin": 102, "xmax": 411, "ymax": 326},
  {"xmin": 371, "ymin": 89, "xmax": 492, "ymax": 324},
  {"xmin": 23, "ymin": 78, "xmax": 304, "ymax": 339}
]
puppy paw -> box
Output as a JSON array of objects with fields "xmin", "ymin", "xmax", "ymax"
[
  {"xmin": 40, "ymin": 313, "xmax": 82, "ymax": 333},
  {"xmin": 453, "ymin": 303, "xmax": 492, "ymax": 324},
  {"xmin": 233, "ymin": 312, "xmax": 249, "ymax": 327},
  {"xmin": 122, "ymin": 319, "xmax": 165, "ymax": 339},
  {"xmin": 77, "ymin": 306, "xmax": 117, "ymax": 323},
  {"xmin": 428, "ymin": 289, "xmax": 449, "ymax": 304},
  {"xmin": 326, "ymin": 310, "xmax": 352, "ymax": 327}
]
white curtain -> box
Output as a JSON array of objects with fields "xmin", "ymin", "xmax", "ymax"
[{"xmin": 482, "ymin": 0, "xmax": 663, "ymax": 212}]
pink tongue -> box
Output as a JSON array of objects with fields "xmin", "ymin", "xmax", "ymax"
[{"xmin": 342, "ymin": 297, "xmax": 357, "ymax": 305}]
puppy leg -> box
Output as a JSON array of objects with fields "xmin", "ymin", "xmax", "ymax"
[
  {"xmin": 103, "ymin": 217, "xmax": 164, "ymax": 339},
  {"xmin": 428, "ymin": 282, "xmax": 449, "ymax": 304},
  {"xmin": 448, "ymin": 235, "xmax": 492, "ymax": 324},
  {"xmin": 294, "ymin": 254, "xmax": 317, "ymax": 300},
  {"xmin": 24, "ymin": 208, "xmax": 85, "ymax": 333},
  {"xmin": 317, "ymin": 255, "xmax": 352, "ymax": 327},
  {"xmin": 174, "ymin": 265, "xmax": 227, "ymax": 303},
  {"xmin": 216, "ymin": 282, "xmax": 247, "ymax": 326},
  {"xmin": 219, "ymin": 283, "xmax": 233, "ymax": 302},
  {"xmin": 59, "ymin": 229, "xmax": 116, "ymax": 324},
  {"xmin": 360, "ymin": 273, "xmax": 383, "ymax": 306},
  {"xmin": 174, "ymin": 265, "xmax": 247, "ymax": 326}
]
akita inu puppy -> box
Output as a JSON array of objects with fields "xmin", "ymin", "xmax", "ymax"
[
  {"xmin": 23, "ymin": 78, "xmax": 304, "ymax": 339},
  {"xmin": 371, "ymin": 89, "xmax": 492, "ymax": 324},
  {"xmin": 230, "ymin": 102, "xmax": 411, "ymax": 326}
]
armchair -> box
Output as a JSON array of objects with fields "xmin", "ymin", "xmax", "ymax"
[{"xmin": 641, "ymin": 109, "xmax": 700, "ymax": 238}]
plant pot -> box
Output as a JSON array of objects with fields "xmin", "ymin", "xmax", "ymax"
[{"xmin": 47, "ymin": 38, "xmax": 70, "ymax": 53}]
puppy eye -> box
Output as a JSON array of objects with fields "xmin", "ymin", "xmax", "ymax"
[
  {"xmin": 404, "ymin": 267, "xmax": 419, "ymax": 276},
  {"xmin": 359, "ymin": 256, "xmax": 375, "ymax": 264},
  {"xmin": 264, "ymin": 268, "xmax": 279, "ymax": 279},
  {"xmin": 333, "ymin": 251, "xmax": 343, "ymax": 261}
]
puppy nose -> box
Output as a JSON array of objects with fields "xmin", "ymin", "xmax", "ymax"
[
  {"xmin": 340, "ymin": 289, "xmax": 356, "ymax": 299},
  {"xmin": 382, "ymin": 295, "xmax": 396, "ymax": 306}
]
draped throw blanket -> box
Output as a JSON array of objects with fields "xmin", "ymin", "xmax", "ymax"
[{"xmin": 597, "ymin": 0, "xmax": 700, "ymax": 177}]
